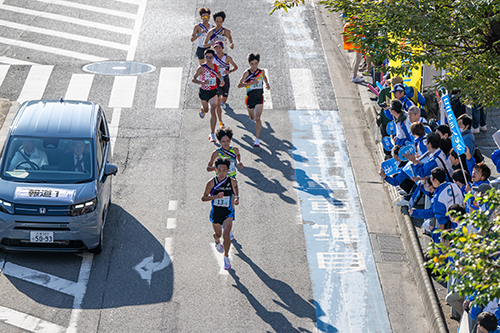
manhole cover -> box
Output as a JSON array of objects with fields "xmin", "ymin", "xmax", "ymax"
[
  {"xmin": 380, "ymin": 252, "xmax": 406, "ymax": 263},
  {"xmin": 82, "ymin": 61, "xmax": 156, "ymax": 76},
  {"xmin": 376, "ymin": 235, "xmax": 404, "ymax": 252}
]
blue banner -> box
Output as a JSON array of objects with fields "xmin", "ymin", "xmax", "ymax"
[
  {"xmin": 398, "ymin": 145, "xmax": 415, "ymax": 161},
  {"xmin": 402, "ymin": 162, "xmax": 415, "ymax": 178},
  {"xmin": 442, "ymin": 93, "xmax": 466, "ymax": 155},
  {"xmin": 386, "ymin": 121, "xmax": 396, "ymax": 135},
  {"xmin": 381, "ymin": 158, "xmax": 400, "ymax": 177}
]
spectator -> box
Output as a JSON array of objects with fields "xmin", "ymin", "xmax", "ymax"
[
  {"xmin": 476, "ymin": 311, "xmax": 500, "ymax": 333},
  {"xmin": 463, "ymin": 298, "xmax": 500, "ymax": 330},
  {"xmin": 405, "ymin": 132, "xmax": 454, "ymax": 180},
  {"xmin": 409, "ymin": 167, "xmax": 463, "ymax": 237},
  {"xmin": 457, "ymin": 114, "xmax": 476, "ymax": 156},
  {"xmin": 471, "ymin": 163, "xmax": 491, "ymax": 188},
  {"xmin": 379, "ymin": 145, "xmax": 415, "ymax": 194},
  {"xmin": 389, "ymin": 99, "xmax": 412, "ymax": 146},
  {"xmin": 452, "ymin": 169, "xmax": 471, "ymax": 195},
  {"xmin": 490, "ymin": 149, "xmax": 500, "ymax": 190},
  {"xmin": 471, "ymin": 104, "xmax": 487, "ymax": 134},
  {"xmin": 436, "ymin": 124, "xmax": 451, "ymax": 140},
  {"xmin": 449, "ymin": 149, "xmax": 475, "ymax": 174},
  {"xmin": 408, "ymin": 106, "xmax": 431, "ymax": 130},
  {"xmin": 377, "ymin": 88, "xmax": 393, "ymax": 158},
  {"xmin": 391, "ymin": 83, "xmax": 415, "ymax": 112},
  {"xmin": 410, "ymin": 122, "xmax": 428, "ymax": 156}
]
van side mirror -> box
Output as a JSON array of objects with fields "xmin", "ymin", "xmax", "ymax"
[{"xmin": 104, "ymin": 163, "xmax": 118, "ymax": 177}]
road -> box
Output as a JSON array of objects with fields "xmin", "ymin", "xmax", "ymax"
[{"xmin": 0, "ymin": 0, "xmax": 427, "ymax": 332}]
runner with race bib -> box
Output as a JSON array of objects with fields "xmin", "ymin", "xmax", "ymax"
[
  {"xmin": 213, "ymin": 40, "xmax": 238, "ymax": 127},
  {"xmin": 192, "ymin": 49, "xmax": 225, "ymax": 143},
  {"xmin": 203, "ymin": 11, "xmax": 234, "ymax": 50},
  {"xmin": 190, "ymin": 8, "xmax": 212, "ymax": 65},
  {"xmin": 237, "ymin": 53, "xmax": 270, "ymax": 147},
  {"xmin": 202, "ymin": 158, "xmax": 239, "ymax": 270}
]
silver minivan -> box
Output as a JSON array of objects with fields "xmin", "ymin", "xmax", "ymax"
[{"xmin": 0, "ymin": 99, "xmax": 117, "ymax": 253}]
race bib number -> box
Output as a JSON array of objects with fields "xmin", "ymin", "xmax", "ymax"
[
  {"xmin": 250, "ymin": 80, "xmax": 263, "ymax": 90},
  {"xmin": 229, "ymin": 161, "xmax": 236, "ymax": 173},
  {"xmin": 214, "ymin": 196, "xmax": 230, "ymax": 207},
  {"xmin": 220, "ymin": 67, "xmax": 226, "ymax": 76},
  {"xmin": 208, "ymin": 78, "xmax": 216, "ymax": 86}
]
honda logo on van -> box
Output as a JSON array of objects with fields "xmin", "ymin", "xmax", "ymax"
[{"xmin": 39, "ymin": 207, "xmax": 47, "ymax": 215}]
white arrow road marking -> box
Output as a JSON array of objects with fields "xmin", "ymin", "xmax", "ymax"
[
  {"xmin": 134, "ymin": 238, "xmax": 173, "ymax": 286},
  {"xmin": 0, "ymin": 305, "xmax": 66, "ymax": 333}
]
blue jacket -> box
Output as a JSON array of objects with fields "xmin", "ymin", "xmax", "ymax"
[
  {"xmin": 414, "ymin": 136, "xmax": 428, "ymax": 156},
  {"xmin": 412, "ymin": 182, "xmax": 463, "ymax": 226},
  {"xmin": 384, "ymin": 170, "xmax": 410, "ymax": 187},
  {"xmin": 394, "ymin": 112, "xmax": 412, "ymax": 146},
  {"xmin": 462, "ymin": 129, "xmax": 476, "ymax": 156},
  {"xmin": 399, "ymin": 95, "xmax": 415, "ymax": 112},
  {"xmin": 414, "ymin": 148, "xmax": 454, "ymax": 180},
  {"xmin": 492, "ymin": 149, "xmax": 500, "ymax": 173}
]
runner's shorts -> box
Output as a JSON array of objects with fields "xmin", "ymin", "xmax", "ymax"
[
  {"xmin": 210, "ymin": 209, "xmax": 235, "ymax": 225},
  {"xmin": 199, "ymin": 88, "xmax": 218, "ymax": 102},
  {"xmin": 217, "ymin": 76, "xmax": 230, "ymax": 97},
  {"xmin": 245, "ymin": 89, "xmax": 264, "ymax": 109},
  {"xmin": 196, "ymin": 46, "xmax": 208, "ymax": 60}
]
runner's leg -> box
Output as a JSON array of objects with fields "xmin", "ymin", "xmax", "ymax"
[
  {"xmin": 212, "ymin": 223, "xmax": 222, "ymax": 244},
  {"xmin": 254, "ymin": 104, "xmax": 264, "ymax": 139},
  {"xmin": 222, "ymin": 217, "xmax": 233, "ymax": 257},
  {"xmin": 247, "ymin": 107, "xmax": 255, "ymax": 121},
  {"xmin": 201, "ymin": 99, "xmax": 209, "ymax": 113},
  {"xmin": 216, "ymin": 95, "xmax": 224, "ymax": 126},
  {"xmin": 209, "ymin": 96, "xmax": 218, "ymax": 134}
]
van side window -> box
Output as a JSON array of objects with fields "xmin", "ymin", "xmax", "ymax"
[{"xmin": 96, "ymin": 118, "xmax": 105, "ymax": 173}]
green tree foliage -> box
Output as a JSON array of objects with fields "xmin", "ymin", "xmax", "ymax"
[
  {"xmin": 272, "ymin": 0, "xmax": 500, "ymax": 107},
  {"xmin": 427, "ymin": 189, "xmax": 500, "ymax": 308}
]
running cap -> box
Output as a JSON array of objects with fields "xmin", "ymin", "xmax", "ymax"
[
  {"xmin": 214, "ymin": 41, "xmax": 224, "ymax": 48},
  {"xmin": 390, "ymin": 83, "xmax": 405, "ymax": 93}
]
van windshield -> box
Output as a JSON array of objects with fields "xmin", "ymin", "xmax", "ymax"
[{"xmin": 1, "ymin": 137, "xmax": 94, "ymax": 183}]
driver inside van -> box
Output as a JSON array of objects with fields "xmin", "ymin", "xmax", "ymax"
[{"xmin": 8, "ymin": 139, "xmax": 49, "ymax": 171}]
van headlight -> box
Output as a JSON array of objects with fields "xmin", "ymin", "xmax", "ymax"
[
  {"xmin": 70, "ymin": 198, "xmax": 97, "ymax": 216},
  {"xmin": 0, "ymin": 199, "xmax": 14, "ymax": 215}
]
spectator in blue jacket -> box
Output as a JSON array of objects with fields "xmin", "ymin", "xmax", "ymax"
[
  {"xmin": 405, "ymin": 132, "xmax": 454, "ymax": 180},
  {"xmin": 452, "ymin": 169, "xmax": 471, "ymax": 196},
  {"xmin": 408, "ymin": 106, "xmax": 431, "ymax": 132},
  {"xmin": 379, "ymin": 145, "xmax": 415, "ymax": 193},
  {"xmin": 409, "ymin": 167, "xmax": 464, "ymax": 235},
  {"xmin": 391, "ymin": 83, "xmax": 415, "ymax": 112},
  {"xmin": 411, "ymin": 122, "xmax": 428, "ymax": 156},
  {"xmin": 449, "ymin": 149, "xmax": 476, "ymax": 175},
  {"xmin": 458, "ymin": 114, "xmax": 476, "ymax": 156},
  {"xmin": 389, "ymin": 99, "xmax": 413, "ymax": 146}
]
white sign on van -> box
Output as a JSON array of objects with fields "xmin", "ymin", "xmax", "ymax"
[{"xmin": 14, "ymin": 187, "xmax": 76, "ymax": 202}]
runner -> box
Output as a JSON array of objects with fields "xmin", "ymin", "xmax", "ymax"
[
  {"xmin": 213, "ymin": 40, "xmax": 238, "ymax": 127},
  {"xmin": 190, "ymin": 8, "xmax": 212, "ymax": 65},
  {"xmin": 203, "ymin": 11, "xmax": 234, "ymax": 50},
  {"xmin": 237, "ymin": 53, "xmax": 270, "ymax": 147},
  {"xmin": 192, "ymin": 49, "xmax": 225, "ymax": 143},
  {"xmin": 207, "ymin": 128, "xmax": 243, "ymax": 241},
  {"xmin": 202, "ymin": 158, "xmax": 239, "ymax": 270}
]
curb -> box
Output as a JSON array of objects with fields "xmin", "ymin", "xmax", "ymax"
[{"xmin": 363, "ymin": 104, "xmax": 449, "ymax": 333}]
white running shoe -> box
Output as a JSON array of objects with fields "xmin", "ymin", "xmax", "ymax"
[
  {"xmin": 223, "ymin": 256, "xmax": 231, "ymax": 270},
  {"xmin": 472, "ymin": 127, "xmax": 480, "ymax": 134},
  {"xmin": 480, "ymin": 125, "xmax": 487, "ymax": 132},
  {"xmin": 351, "ymin": 76, "xmax": 364, "ymax": 83},
  {"xmin": 215, "ymin": 242, "xmax": 224, "ymax": 253},
  {"xmin": 230, "ymin": 230, "xmax": 234, "ymax": 241},
  {"xmin": 209, "ymin": 133, "xmax": 216, "ymax": 142},
  {"xmin": 253, "ymin": 138, "xmax": 260, "ymax": 147},
  {"xmin": 221, "ymin": 103, "xmax": 226, "ymax": 109}
]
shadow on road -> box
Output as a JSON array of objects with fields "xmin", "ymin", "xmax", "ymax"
[{"xmin": 1, "ymin": 204, "xmax": 173, "ymax": 309}]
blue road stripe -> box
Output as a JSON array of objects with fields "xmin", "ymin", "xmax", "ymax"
[{"xmin": 290, "ymin": 110, "xmax": 392, "ymax": 332}]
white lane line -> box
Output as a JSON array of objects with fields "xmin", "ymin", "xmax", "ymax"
[
  {"xmin": 283, "ymin": 27, "xmax": 311, "ymax": 34},
  {"xmin": 0, "ymin": 261, "xmax": 78, "ymax": 296},
  {"xmin": 34, "ymin": 0, "xmax": 136, "ymax": 19},
  {"xmin": 290, "ymin": 68, "xmax": 319, "ymax": 110},
  {"xmin": 66, "ymin": 253, "xmax": 93, "ymax": 333},
  {"xmin": 288, "ymin": 52, "xmax": 317, "ymax": 59},
  {"xmin": 0, "ymin": 4, "xmax": 133, "ymax": 35},
  {"xmin": 156, "ymin": 67, "xmax": 182, "ymax": 108},
  {"xmin": 166, "ymin": 218, "xmax": 177, "ymax": 229},
  {"xmin": 286, "ymin": 39, "xmax": 314, "ymax": 47},
  {"xmin": 168, "ymin": 200, "xmax": 178, "ymax": 211},
  {"xmin": 0, "ymin": 56, "xmax": 38, "ymax": 65},
  {"xmin": 0, "ymin": 20, "xmax": 129, "ymax": 50},
  {"xmin": 108, "ymin": 76, "xmax": 137, "ymax": 108},
  {"xmin": 65, "ymin": 74, "xmax": 94, "ymax": 101},
  {"xmin": 0, "ymin": 64, "xmax": 9, "ymax": 86},
  {"xmin": 17, "ymin": 65, "xmax": 53, "ymax": 103},
  {"xmin": 0, "ymin": 305, "xmax": 66, "ymax": 333},
  {"xmin": 262, "ymin": 68, "xmax": 273, "ymax": 110},
  {"xmin": 126, "ymin": 0, "xmax": 147, "ymax": 61},
  {"xmin": 115, "ymin": 0, "xmax": 140, "ymax": 4},
  {"xmin": 0, "ymin": 36, "xmax": 107, "ymax": 62},
  {"xmin": 210, "ymin": 243, "xmax": 234, "ymax": 275},
  {"xmin": 109, "ymin": 108, "xmax": 121, "ymax": 153}
]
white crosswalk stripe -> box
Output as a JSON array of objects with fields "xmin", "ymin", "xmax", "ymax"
[
  {"xmin": 65, "ymin": 74, "xmax": 95, "ymax": 101},
  {"xmin": 109, "ymin": 76, "xmax": 138, "ymax": 108},
  {"xmin": 17, "ymin": 65, "xmax": 54, "ymax": 103},
  {"xmin": 156, "ymin": 67, "xmax": 183, "ymax": 109},
  {"xmin": 290, "ymin": 68, "xmax": 319, "ymax": 109},
  {"xmin": 0, "ymin": 65, "xmax": 9, "ymax": 87}
]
